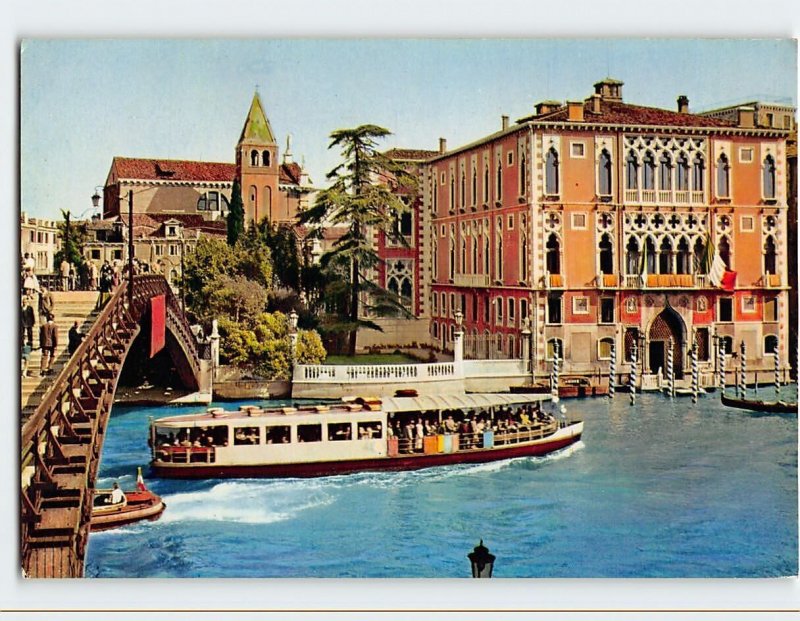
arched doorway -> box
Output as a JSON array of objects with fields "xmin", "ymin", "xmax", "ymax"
[{"xmin": 648, "ymin": 307, "xmax": 685, "ymax": 378}]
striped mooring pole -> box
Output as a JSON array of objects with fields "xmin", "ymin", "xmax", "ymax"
[
  {"xmin": 608, "ymin": 340, "xmax": 616, "ymax": 399},
  {"xmin": 718, "ymin": 337, "xmax": 726, "ymax": 393},
  {"xmin": 667, "ymin": 336, "xmax": 675, "ymax": 398},
  {"xmin": 551, "ymin": 339, "xmax": 561, "ymax": 404},
  {"xmin": 691, "ymin": 339, "xmax": 699, "ymax": 404},
  {"xmin": 629, "ymin": 339, "xmax": 638, "ymax": 406},
  {"xmin": 774, "ymin": 343, "xmax": 781, "ymax": 400},
  {"xmin": 739, "ymin": 340, "xmax": 747, "ymax": 400}
]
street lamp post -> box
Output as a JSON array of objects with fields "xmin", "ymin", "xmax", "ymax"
[{"xmin": 467, "ymin": 540, "xmax": 496, "ymax": 578}]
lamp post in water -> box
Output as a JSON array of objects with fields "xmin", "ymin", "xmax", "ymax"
[{"xmin": 468, "ymin": 540, "xmax": 495, "ymax": 578}]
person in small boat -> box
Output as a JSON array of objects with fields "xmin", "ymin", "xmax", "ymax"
[{"xmin": 110, "ymin": 482, "xmax": 125, "ymax": 505}]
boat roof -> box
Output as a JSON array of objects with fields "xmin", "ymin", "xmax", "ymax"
[
  {"xmin": 152, "ymin": 393, "xmax": 551, "ymax": 427},
  {"xmin": 380, "ymin": 392, "xmax": 550, "ymax": 413}
]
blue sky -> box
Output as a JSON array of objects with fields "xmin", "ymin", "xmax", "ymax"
[{"xmin": 20, "ymin": 39, "xmax": 796, "ymax": 220}]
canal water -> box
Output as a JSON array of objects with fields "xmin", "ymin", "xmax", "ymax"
[{"xmin": 85, "ymin": 388, "xmax": 797, "ymax": 578}]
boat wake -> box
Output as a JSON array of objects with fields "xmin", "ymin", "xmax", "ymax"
[{"xmin": 158, "ymin": 480, "xmax": 335, "ymax": 525}]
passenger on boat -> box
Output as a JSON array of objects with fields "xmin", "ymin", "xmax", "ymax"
[
  {"xmin": 414, "ymin": 419, "xmax": 424, "ymax": 452},
  {"xmin": 444, "ymin": 415, "xmax": 457, "ymax": 433},
  {"xmin": 110, "ymin": 482, "xmax": 125, "ymax": 505}
]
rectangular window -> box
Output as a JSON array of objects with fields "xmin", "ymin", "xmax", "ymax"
[
  {"xmin": 520, "ymin": 299, "xmax": 528, "ymax": 321},
  {"xmin": 483, "ymin": 296, "xmax": 490, "ymax": 323},
  {"xmin": 450, "ymin": 293, "xmax": 455, "ymax": 316},
  {"xmin": 471, "ymin": 295, "xmax": 478, "ymax": 322},
  {"xmin": 741, "ymin": 295, "xmax": 757, "ymax": 313},
  {"xmin": 507, "ymin": 215, "xmax": 514, "ymax": 230},
  {"xmin": 265, "ymin": 425, "xmax": 290, "ymax": 444},
  {"xmin": 571, "ymin": 213, "xmax": 587, "ymax": 230},
  {"xmin": 113, "ymin": 250, "xmax": 122, "ymax": 260},
  {"xmin": 233, "ymin": 426, "xmax": 260, "ymax": 445},
  {"xmin": 740, "ymin": 216, "xmax": 754, "ymax": 232},
  {"xmin": 739, "ymin": 147, "xmax": 754, "ymax": 163},
  {"xmin": 496, "ymin": 297, "xmax": 504, "ymax": 323},
  {"xmin": 547, "ymin": 294, "xmax": 562, "ymax": 324},
  {"xmin": 624, "ymin": 327, "xmax": 638, "ymax": 362},
  {"xmin": 442, "ymin": 292, "xmax": 447, "ymax": 315},
  {"xmin": 507, "ymin": 151, "xmax": 514, "ymax": 166},
  {"xmin": 91, "ymin": 249, "xmax": 100, "ymax": 260},
  {"xmin": 600, "ymin": 298, "xmax": 615, "ymax": 324},
  {"xmin": 570, "ymin": 142, "xmax": 586, "ymax": 158},
  {"xmin": 155, "ymin": 245, "xmax": 163, "ymax": 256},
  {"xmin": 297, "ymin": 424, "xmax": 322, "ymax": 443},
  {"xmin": 357, "ymin": 422, "xmax": 382, "ymax": 440},
  {"xmin": 432, "ymin": 294, "xmax": 438, "ymax": 316},
  {"xmin": 30, "ymin": 231, "xmax": 35, "ymax": 242},
  {"xmin": 572, "ymin": 296, "xmax": 589, "ymax": 314},
  {"xmin": 327, "ymin": 422, "xmax": 352, "ymax": 441},
  {"xmin": 508, "ymin": 298, "xmax": 515, "ymax": 323},
  {"xmin": 598, "ymin": 338, "xmax": 613, "ymax": 360},
  {"xmin": 719, "ymin": 297, "xmax": 733, "ymax": 322},
  {"xmin": 169, "ymin": 245, "xmax": 178, "ymax": 256},
  {"xmin": 764, "ymin": 296, "xmax": 778, "ymax": 322}
]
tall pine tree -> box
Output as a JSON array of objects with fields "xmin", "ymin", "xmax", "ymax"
[
  {"xmin": 227, "ymin": 178, "xmax": 245, "ymax": 246},
  {"xmin": 298, "ymin": 124, "xmax": 417, "ymax": 356}
]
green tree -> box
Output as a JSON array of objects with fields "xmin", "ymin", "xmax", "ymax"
[
  {"xmin": 206, "ymin": 274, "xmax": 268, "ymax": 324},
  {"xmin": 227, "ymin": 178, "xmax": 245, "ymax": 246},
  {"xmin": 54, "ymin": 209, "xmax": 87, "ymax": 269},
  {"xmin": 298, "ymin": 124, "xmax": 417, "ymax": 356},
  {"xmin": 262, "ymin": 221, "xmax": 300, "ymax": 290}
]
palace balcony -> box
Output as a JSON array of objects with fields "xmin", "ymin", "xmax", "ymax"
[
  {"xmin": 624, "ymin": 189, "xmax": 706, "ymax": 205},
  {"xmin": 453, "ymin": 273, "xmax": 491, "ymax": 288},
  {"xmin": 620, "ymin": 273, "xmax": 709, "ymax": 289},
  {"xmin": 762, "ymin": 272, "xmax": 782, "ymax": 288}
]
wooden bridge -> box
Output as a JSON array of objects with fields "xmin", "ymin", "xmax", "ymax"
[{"xmin": 20, "ymin": 275, "xmax": 211, "ymax": 578}]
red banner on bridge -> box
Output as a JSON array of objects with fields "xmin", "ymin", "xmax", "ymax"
[{"xmin": 150, "ymin": 295, "xmax": 166, "ymax": 357}]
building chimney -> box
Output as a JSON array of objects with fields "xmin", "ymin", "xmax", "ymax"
[
  {"xmin": 567, "ymin": 101, "xmax": 584, "ymax": 122},
  {"xmin": 591, "ymin": 93, "xmax": 602, "ymax": 114},
  {"xmin": 677, "ymin": 95, "xmax": 689, "ymax": 114},
  {"xmin": 535, "ymin": 100, "xmax": 562, "ymax": 116},
  {"xmin": 737, "ymin": 106, "xmax": 755, "ymax": 128},
  {"xmin": 593, "ymin": 78, "xmax": 624, "ymax": 102},
  {"xmin": 501, "ymin": 115, "xmax": 509, "ymax": 130},
  {"xmin": 439, "ymin": 137, "xmax": 447, "ymax": 154}
]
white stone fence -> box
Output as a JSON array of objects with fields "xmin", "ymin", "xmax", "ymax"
[{"xmin": 296, "ymin": 362, "xmax": 456, "ymax": 383}]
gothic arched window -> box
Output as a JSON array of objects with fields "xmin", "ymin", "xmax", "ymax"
[
  {"xmin": 716, "ymin": 153, "xmax": 730, "ymax": 198},
  {"xmin": 545, "ymin": 148, "xmax": 559, "ymax": 195},
  {"xmin": 659, "ymin": 152, "xmax": 672, "ymax": 191},
  {"xmin": 598, "ymin": 149, "xmax": 612, "ymax": 196},
  {"xmin": 763, "ymin": 155, "xmax": 776, "ymax": 199},
  {"xmin": 546, "ymin": 233, "xmax": 561, "ymax": 274},
  {"xmin": 599, "ymin": 233, "xmax": 614, "ymax": 274},
  {"xmin": 676, "ymin": 237, "xmax": 691, "ymax": 274},
  {"xmin": 764, "ymin": 235, "xmax": 777, "ymax": 274},
  {"xmin": 642, "ymin": 151, "xmax": 656, "ymax": 190},
  {"xmin": 719, "ymin": 235, "xmax": 731, "ymax": 269},
  {"xmin": 626, "ymin": 150, "xmax": 639, "ymax": 190},
  {"xmin": 626, "ymin": 237, "xmax": 641, "ymax": 275},
  {"xmin": 692, "ymin": 153, "xmax": 705, "ymax": 192},
  {"xmin": 676, "ymin": 153, "xmax": 689, "ymax": 191},
  {"xmin": 659, "ymin": 237, "xmax": 673, "ymax": 274},
  {"xmin": 472, "ymin": 166, "xmax": 477, "ymax": 205}
]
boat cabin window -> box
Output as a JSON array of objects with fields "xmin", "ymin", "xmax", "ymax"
[
  {"xmin": 328, "ymin": 422, "xmax": 352, "ymax": 441},
  {"xmin": 265, "ymin": 425, "xmax": 290, "ymax": 444},
  {"xmin": 298, "ymin": 424, "xmax": 322, "ymax": 443},
  {"xmin": 233, "ymin": 426, "xmax": 261, "ymax": 445},
  {"xmin": 357, "ymin": 422, "xmax": 382, "ymax": 440}
]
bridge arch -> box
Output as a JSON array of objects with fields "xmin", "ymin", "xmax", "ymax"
[{"xmin": 20, "ymin": 276, "xmax": 210, "ymax": 577}]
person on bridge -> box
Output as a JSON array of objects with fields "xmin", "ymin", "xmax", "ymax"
[
  {"xmin": 39, "ymin": 313, "xmax": 58, "ymax": 376},
  {"xmin": 60, "ymin": 259, "xmax": 71, "ymax": 292},
  {"xmin": 68, "ymin": 321, "xmax": 84, "ymax": 355},
  {"xmin": 21, "ymin": 295, "xmax": 35, "ymax": 347},
  {"xmin": 38, "ymin": 286, "xmax": 54, "ymax": 325}
]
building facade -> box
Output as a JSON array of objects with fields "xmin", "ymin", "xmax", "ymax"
[
  {"xmin": 101, "ymin": 92, "xmax": 313, "ymax": 226},
  {"xmin": 20, "ymin": 213, "xmax": 60, "ymax": 274},
  {"xmin": 425, "ymin": 78, "xmax": 792, "ymax": 383}
]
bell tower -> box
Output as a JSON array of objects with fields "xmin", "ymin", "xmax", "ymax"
[{"xmin": 236, "ymin": 91, "xmax": 280, "ymax": 224}]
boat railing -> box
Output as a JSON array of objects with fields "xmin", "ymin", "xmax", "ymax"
[
  {"xmin": 296, "ymin": 362, "xmax": 457, "ymax": 383},
  {"xmin": 389, "ymin": 420, "xmax": 561, "ymax": 456},
  {"xmin": 154, "ymin": 445, "xmax": 216, "ymax": 464}
]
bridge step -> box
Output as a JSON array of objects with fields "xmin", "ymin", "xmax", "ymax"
[
  {"xmin": 34, "ymin": 506, "xmax": 80, "ymax": 537},
  {"xmin": 40, "ymin": 496, "xmax": 81, "ymax": 509}
]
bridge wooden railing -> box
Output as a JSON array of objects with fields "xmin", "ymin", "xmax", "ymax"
[{"xmin": 20, "ymin": 275, "xmax": 206, "ymax": 578}]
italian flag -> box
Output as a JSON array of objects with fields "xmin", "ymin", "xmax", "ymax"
[{"xmin": 136, "ymin": 466, "xmax": 148, "ymax": 492}]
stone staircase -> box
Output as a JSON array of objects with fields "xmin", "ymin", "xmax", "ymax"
[{"xmin": 21, "ymin": 291, "xmax": 101, "ymax": 422}]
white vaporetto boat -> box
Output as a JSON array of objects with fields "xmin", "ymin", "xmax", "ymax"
[{"xmin": 149, "ymin": 393, "xmax": 583, "ymax": 479}]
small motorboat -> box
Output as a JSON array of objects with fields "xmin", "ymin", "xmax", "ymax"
[
  {"xmin": 721, "ymin": 393, "xmax": 797, "ymax": 414},
  {"xmin": 91, "ymin": 468, "xmax": 166, "ymax": 532}
]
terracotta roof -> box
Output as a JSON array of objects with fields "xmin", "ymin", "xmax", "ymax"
[
  {"xmin": 526, "ymin": 99, "xmax": 739, "ymax": 129},
  {"xmin": 280, "ymin": 162, "xmax": 303, "ymax": 185},
  {"xmin": 113, "ymin": 157, "xmax": 236, "ymax": 183},
  {"xmin": 384, "ymin": 148, "xmax": 439, "ymax": 161}
]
